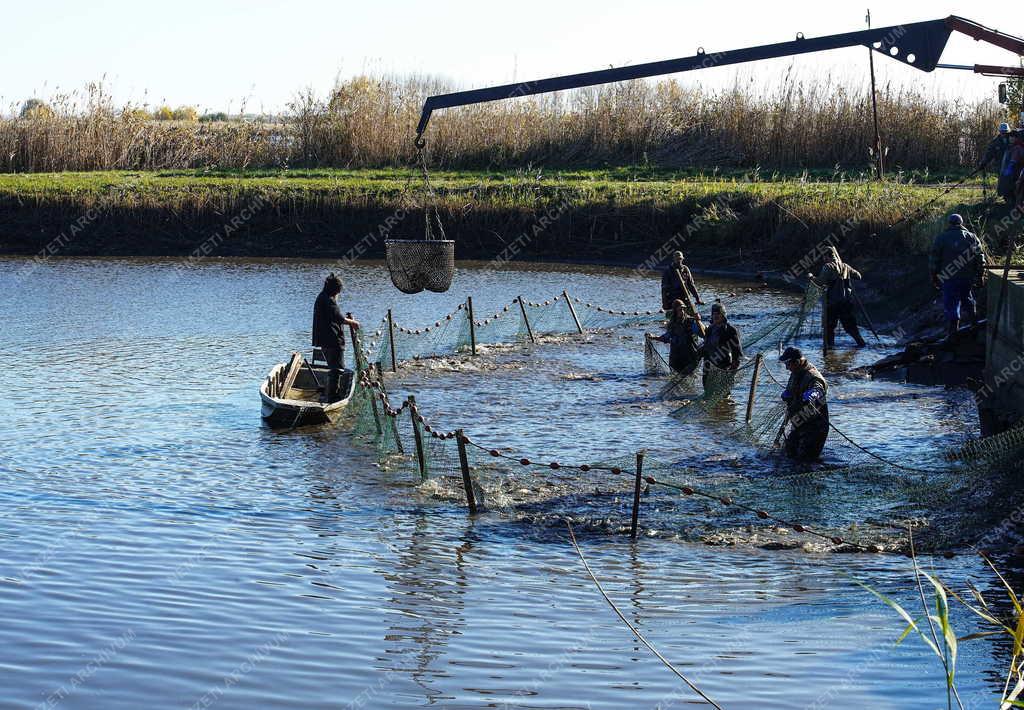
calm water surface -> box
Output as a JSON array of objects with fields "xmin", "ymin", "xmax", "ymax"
[{"xmin": 0, "ymin": 258, "xmax": 1013, "ymax": 709}]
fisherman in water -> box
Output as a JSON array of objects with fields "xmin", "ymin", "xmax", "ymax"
[
  {"xmin": 813, "ymin": 246, "xmax": 867, "ymax": 348},
  {"xmin": 929, "ymin": 214, "xmax": 987, "ymax": 338},
  {"xmin": 661, "ymin": 251, "xmax": 705, "ymax": 312},
  {"xmin": 778, "ymin": 347, "xmax": 829, "ymax": 462},
  {"xmin": 647, "ymin": 299, "xmax": 705, "ymax": 377},
  {"xmin": 312, "ymin": 273, "xmax": 360, "ymax": 402},
  {"xmin": 701, "ymin": 302, "xmax": 742, "ymax": 390}
]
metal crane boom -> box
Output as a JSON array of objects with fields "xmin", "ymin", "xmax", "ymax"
[{"xmin": 414, "ymin": 15, "xmax": 1024, "ymax": 144}]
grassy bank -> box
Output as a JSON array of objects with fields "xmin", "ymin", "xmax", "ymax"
[{"xmin": 0, "ymin": 169, "xmax": 988, "ymax": 268}]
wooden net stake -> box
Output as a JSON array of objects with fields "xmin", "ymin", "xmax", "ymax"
[
  {"xmin": 373, "ymin": 362, "xmax": 402, "ymax": 451},
  {"xmin": 518, "ymin": 295, "xmax": 536, "ymax": 344},
  {"xmin": 631, "ymin": 451, "xmax": 645, "ymax": 540},
  {"xmin": 408, "ymin": 395, "xmax": 427, "ymax": 481},
  {"xmin": 386, "ymin": 309, "xmax": 398, "ymax": 372},
  {"xmin": 456, "ymin": 430, "xmax": 478, "ymax": 515},
  {"xmin": 563, "ymin": 289, "xmax": 584, "ymax": 334},
  {"xmin": 466, "ymin": 296, "xmax": 477, "ymax": 355},
  {"xmin": 745, "ymin": 352, "xmax": 763, "ymax": 424}
]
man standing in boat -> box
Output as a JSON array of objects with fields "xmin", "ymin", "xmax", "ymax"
[
  {"xmin": 313, "ymin": 273, "xmax": 360, "ymax": 402},
  {"xmin": 661, "ymin": 251, "xmax": 705, "ymax": 313}
]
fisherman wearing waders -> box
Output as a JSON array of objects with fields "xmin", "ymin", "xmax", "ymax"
[
  {"xmin": 929, "ymin": 214, "xmax": 987, "ymax": 339},
  {"xmin": 647, "ymin": 299, "xmax": 705, "ymax": 377},
  {"xmin": 661, "ymin": 251, "xmax": 705, "ymax": 313},
  {"xmin": 312, "ymin": 273, "xmax": 360, "ymax": 402},
  {"xmin": 813, "ymin": 246, "xmax": 867, "ymax": 348},
  {"xmin": 701, "ymin": 302, "xmax": 742, "ymax": 391},
  {"xmin": 778, "ymin": 347, "xmax": 829, "ymax": 462},
  {"xmin": 980, "ymin": 122, "xmax": 1017, "ymax": 204}
]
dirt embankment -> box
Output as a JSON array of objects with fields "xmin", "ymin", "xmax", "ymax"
[{"xmin": 2, "ymin": 176, "xmax": 999, "ymax": 334}]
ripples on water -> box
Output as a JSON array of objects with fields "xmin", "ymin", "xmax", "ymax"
[{"xmin": 0, "ymin": 257, "xmax": 1013, "ymax": 709}]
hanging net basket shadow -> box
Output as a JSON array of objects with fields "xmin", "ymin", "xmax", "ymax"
[{"xmin": 384, "ymin": 239, "xmax": 455, "ymax": 294}]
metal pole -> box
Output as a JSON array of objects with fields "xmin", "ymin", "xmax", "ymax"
[
  {"xmin": 466, "ymin": 296, "xmax": 477, "ymax": 355},
  {"xmin": 867, "ymin": 9, "xmax": 884, "ymax": 180},
  {"xmin": 563, "ymin": 290, "xmax": 584, "ymax": 334},
  {"xmin": 386, "ymin": 309, "xmax": 398, "ymax": 372},
  {"xmin": 630, "ymin": 451, "xmax": 645, "ymax": 540},
  {"xmin": 851, "ymin": 287, "xmax": 882, "ymax": 342},
  {"xmin": 456, "ymin": 429, "xmax": 478, "ymax": 515},
  {"xmin": 674, "ymin": 268, "xmax": 699, "ymax": 320},
  {"xmin": 745, "ymin": 353, "xmax": 764, "ymax": 424},
  {"xmin": 518, "ymin": 296, "xmax": 536, "ymax": 344},
  {"xmin": 408, "ymin": 395, "xmax": 427, "ymax": 481},
  {"xmin": 822, "ymin": 287, "xmax": 830, "ymax": 354}
]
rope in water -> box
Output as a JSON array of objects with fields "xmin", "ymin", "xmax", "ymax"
[{"xmin": 566, "ymin": 522, "xmax": 726, "ymax": 710}]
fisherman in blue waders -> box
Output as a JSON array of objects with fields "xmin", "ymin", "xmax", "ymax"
[
  {"xmin": 778, "ymin": 347, "xmax": 829, "ymax": 462},
  {"xmin": 929, "ymin": 214, "xmax": 987, "ymax": 339}
]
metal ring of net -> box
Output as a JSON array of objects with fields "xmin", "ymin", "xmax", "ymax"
[{"xmin": 384, "ymin": 239, "xmax": 455, "ymax": 294}]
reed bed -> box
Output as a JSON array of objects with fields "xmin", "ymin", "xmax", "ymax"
[{"xmin": 0, "ymin": 75, "xmax": 1005, "ymax": 173}]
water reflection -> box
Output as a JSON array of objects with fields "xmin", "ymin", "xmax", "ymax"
[{"xmin": 0, "ymin": 257, "xmax": 1008, "ymax": 708}]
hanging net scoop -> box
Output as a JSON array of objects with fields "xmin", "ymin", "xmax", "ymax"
[
  {"xmin": 385, "ymin": 238, "xmax": 455, "ymax": 294},
  {"xmin": 385, "ymin": 143, "xmax": 455, "ymax": 294}
]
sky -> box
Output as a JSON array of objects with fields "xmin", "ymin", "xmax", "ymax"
[{"xmin": 3, "ymin": 0, "xmax": 1024, "ymax": 114}]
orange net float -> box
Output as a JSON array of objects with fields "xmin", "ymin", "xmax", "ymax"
[
  {"xmin": 580, "ymin": 464, "xmax": 591, "ymax": 472},
  {"xmin": 520, "ymin": 458, "xmax": 531, "ymax": 466},
  {"xmin": 549, "ymin": 462, "xmax": 560, "ymax": 470}
]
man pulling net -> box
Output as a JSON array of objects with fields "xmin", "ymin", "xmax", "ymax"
[
  {"xmin": 646, "ymin": 299, "xmax": 705, "ymax": 378},
  {"xmin": 777, "ymin": 347, "xmax": 829, "ymax": 462}
]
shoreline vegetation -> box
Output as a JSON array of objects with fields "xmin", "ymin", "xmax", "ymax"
[
  {"xmin": 2, "ymin": 75, "xmax": 1015, "ymax": 306},
  {"xmin": 0, "ymin": 75, "xmax": 1004, "ymax": 172}
]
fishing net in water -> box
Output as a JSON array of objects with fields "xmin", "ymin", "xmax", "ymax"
[
  {"xmin": 741, "ymin": 280, "xmax": 824, "ymax": 352},
  {"xmin": 341, "ymin": 285, "xmax": 1024, "ymax": 555}
]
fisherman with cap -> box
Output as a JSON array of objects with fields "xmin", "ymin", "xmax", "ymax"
[
  {"xmin": 701, "ymin": 301, "xmax": 743, "ymax": 390},
  {"xmin": 661, "ymin": 251, "xmax": 705, "ymax": 313},
  {"xmin": 981, "ymin": 123, "xmax": 1017, "ymax": 203},
  {"xmin": 813, "ymin": 246, "xmax": 867, "ymax": 348},
  {"xmin": 312, "ymin": 273, "xmax": 360, "ymax": 402},
  {"xmin": 778, "ymin": 347, "xmax": 829, "ymax": 462},
  {"xmin": 929, "ymin": 214, "xmax": 987, "ymax": 338},
  {"xmin": 646, "ymin": 299, "xmax": 705, "ymax": 377}
]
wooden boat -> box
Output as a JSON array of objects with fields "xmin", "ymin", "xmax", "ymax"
[{"xmin": 260, "ymin": 350, "xmax": 356, "ymax": 428}]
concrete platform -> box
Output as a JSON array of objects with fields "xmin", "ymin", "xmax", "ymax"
[{"xmin": 985, "ymin": 268, "xmax": 1024, "ymax": 426}]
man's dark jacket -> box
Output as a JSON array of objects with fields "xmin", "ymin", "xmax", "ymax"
[{"xmin": 312, "ymin": 290, "xmax": 346, "ymax": 349}]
